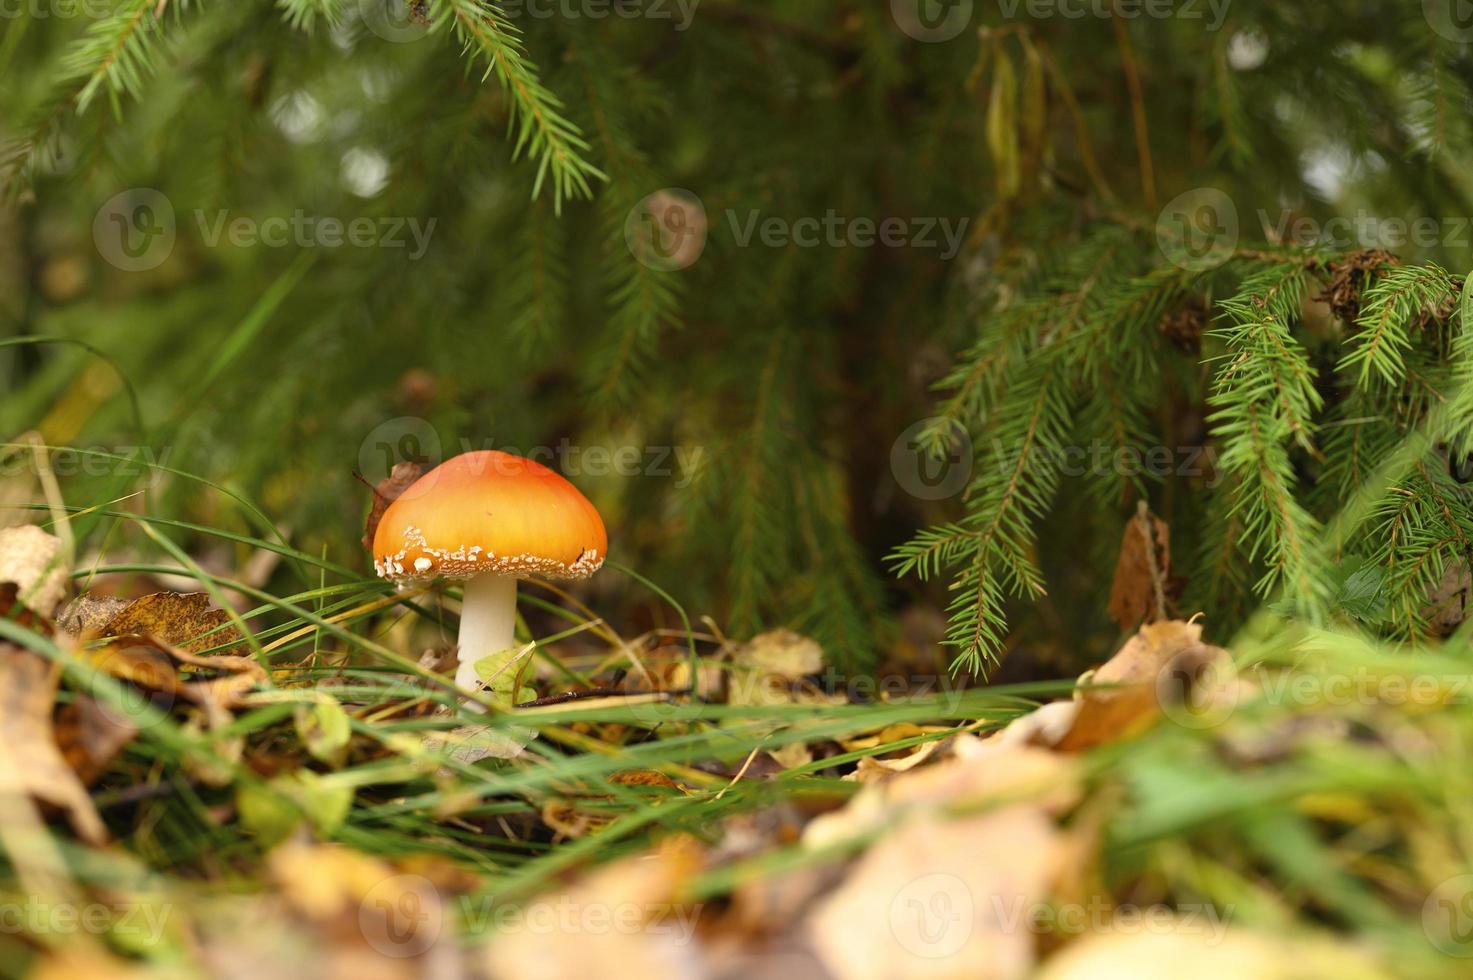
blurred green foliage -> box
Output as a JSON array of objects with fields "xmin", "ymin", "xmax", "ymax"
[{"xmin": 4, "ymin": 1, "xmax": 1473, "ymax": 671}]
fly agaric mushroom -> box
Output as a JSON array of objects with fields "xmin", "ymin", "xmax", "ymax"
[{"xmin": 372, "ymin": 450, "xmax": 607, "ymax": 695}]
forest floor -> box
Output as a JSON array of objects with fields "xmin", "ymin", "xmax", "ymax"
[{"xmin": 1, "ymin": 457, "xmax": 1471, "ymax": 979}]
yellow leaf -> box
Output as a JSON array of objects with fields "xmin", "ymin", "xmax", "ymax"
[{"xmin": 986, "ymin": 45, "xmax": 1021, "ymax": 200}]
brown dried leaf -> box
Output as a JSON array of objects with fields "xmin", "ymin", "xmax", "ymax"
[
  {"xmin": 609, "ymin": 769, "xmax": 685, "ymax": 792},
  {"xmin": 263, "ymin": 841, "xmax": 452, "ymax": 971},
  {"xmin": 1036, "ymin": 927, "xmax": 1393, "ymax": 980},
  {"xmin": 842, "ymin": 723, "xmax": 950, "ymax": 784},
  {"xmin": 71, "ymin": 634, "xmax": 266, "ymax": 742},
  {"xmin": 58, "ymin": 593, "xmax": 130, "ymax": 636},
  {"xmin": 990, "ymin": 700, "xmax": 1080, "ymax": 749},
  {"xmin": 1055, "ymin": 620, "xmax": 1229, "ymax": 752},
  {"xmin": 1422, "ymin": 562, "xmax": 1470, "ymax": 637},
  {"xmin": 804, "ymin": 740, "xmax": 1078, "ymax": 851},
  {"xmin": 55, "ymin": 695, "xmax": 139, "ymax": 785},
  {"xmin": 0, "ymin": 524, "xmax": 69, "ymax": 615},
  {"xmin": 736, "ymin": 629, "xmax": 824, "ymax": 679},
  {"xmin": 809, "ymin": 806, "xmax": 1060, "ymax": 980},
  {"xmin": 361, "ymin": 461, "xmax": 426, "ymax": 550},
  {"xmin": 542, "ymin": 798, "xmax": 616, "ymax": 840},
  {"xmin": 0, "ymin": 644, "xmax": 108, "ymax": 844},
  {"xmin": 767, "ymin": 741, "xmax": 814, "ymax": 771},
  {"xmin": 484, "ymin": 835, "xmax": 707, "ymax": 979},
  {"xmin": 728, "ymin": 864, "xmax": 844, "ymax": 941},
  {"xmin": 1107, "ymin": 505, "xmax": 1172, "ymax": 632},
  {"xmin": 0, "ymin": 581, "xmax": 41, "ymax": 628},
  {"xmin": 92, "ymin": 592, "xmax": 246, "ymax": 656},
  {"xmin": 27, "ymin": 950, "xmax": 158, "ymax": 980}
]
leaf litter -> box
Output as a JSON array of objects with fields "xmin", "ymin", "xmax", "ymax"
[{"xmin": 0, "ymin": 515, "xmax": 1450, "ymax": 979}]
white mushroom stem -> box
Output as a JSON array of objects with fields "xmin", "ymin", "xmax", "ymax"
[{"xmin": 455, "ymin": 573, "xmax": 519, "ymax": 702}]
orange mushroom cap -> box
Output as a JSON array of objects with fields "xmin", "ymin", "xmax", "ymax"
[{"xmin": 372, "ymin": 450, "xmax": 607, "ymax": 584}]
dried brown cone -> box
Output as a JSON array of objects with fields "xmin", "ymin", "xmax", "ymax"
[
  {"xmin": 1160, "ymin": 295, "xmax": 1211, "ymax": 356},
  {"xmin": 1317, "ymin": 248, "xmax": 1398, "ymax": 323}
]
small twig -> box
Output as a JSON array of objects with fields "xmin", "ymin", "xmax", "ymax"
[
  {"xmin": 714, "ymin": 740, "xmax": 767, "ymax": 801},
  {"xmin": 513, "ymin": 687, "xmax": 687, "ymax": 709},
  {"xmin": 1111, "ymin": 9, "xmax": 1157, "ymax": 211},
  {"xmin": 1040, "ymin": 45, "xmax": 1118, "ymax": 204}
]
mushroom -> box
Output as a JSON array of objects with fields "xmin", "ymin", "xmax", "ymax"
[{"xmin": 371, "ymin": 450, "xmax": 607, "ymax": 698}]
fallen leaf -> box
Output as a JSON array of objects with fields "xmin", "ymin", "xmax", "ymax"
[
  {"xmin": 1107, "ymin": 504, "xmax": 1172, "ymax": 632},
  {"xmin": 193, "ymin": 890, "xmax": 425, "ymax": 980},
  {"xmin": 726, "ymin": 863, "xmax": 844, "ymax": 940},
  {"xmin": 1422, "ymin": 561, "xmax": 1470, "ymax": 636},
  {"xmin": 0, "ymin": 524, "xmax": 69, "ymax": 615},
  {"xmin": 1055, "ymin": 620, "xmax": 1229, "ymax": 753},
  {"xmin": 425, "ymin": 721, "xmax": 534, "ymax": 764},
  {"xmin": 542, "ymin": 798, "xmax": 616, "ymax": 840},
  {"xmin": 0, "ymin": 643, "xmax": 108, "ymax": 844},
  {"xmin": 990, "ymin": 700, "xmax": 1080, "ymax": 749},
  {"xmin": 270, "ymin": 841, "xmax": 405, "ymax": 920},
  {"xmin": 844, "ymin": 724, "xmax": 951, "ymax": 783},
  {"xmin": 766, "ymin": 741, "xmax": 814, "ymax": 771},
  {"xmin": 294, "ymin": 695, "xmax": 353, "ymax": 767},
  {"xmin": 85, "ymin": 592, "xmax": 247, "ymax": 656},
  {"xmin": 361, "ymin": 461, "xmax": 427, "ymax": 550},
  {"xmin": 58, "ymin": 593, "xmax": 130, "ymax": 636},
  {"xmin": 484, "ymin": 835, "xmax": 707, "ymax": 980},
  {"xmin": 265, "ymin": 840, "xmax": 452, "ymax": 970},
  {"xmin": 804, "ymin": 740, "xmax": 1078, "ymax": 851},
  {"xmin": 1035, "ymin": 926, "xmax": 1393, "ymax": 980},
  {"xmin": 82, "ymin": 637, "xmax": 266, "ymax": 729},
  {"xmin": 27, "ymin": 949, "xmax": 161, "ymax": 980},
  {"xmin": 808, "ymin": 806, "xmax": 1060, "ymax": 980},
  {"xmin": 472, "ymin": 644, "xmax": 537, "ymax": 707},
  {"xmin": 609, "ymin": 769, "xmax": 685, "ymax": 792},
  {"xmin": 632, "ymin": 644, "xmax": 726, "ymax": 702},
  {"xmin": 724, "ymin": 631, "xmax": 844, "ymax": 774},
  {"xmin": 55, "ymin": 694, "xmax": 140, "ymax": 785},
  {"xmin": 238, "ymin": 771, "xmax": 353, "ymax": 845},
  {"xmin": 736, "ymin": 630, "xmax": 825, "ymax": 679},
  {"xmin": 850, "ymin": 739, "xmax": 944, "ymax": 783}
]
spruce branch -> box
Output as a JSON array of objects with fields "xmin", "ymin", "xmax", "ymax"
[
  {"xmin": 1207, "ymin": 263, "xmax": 1328, "ymax": 614},
  {"xmin": 1340, "ymin": 264, "xmax": 1459, "ymax": 389},
  {"xmin": 436, "ymin": 0, "xmax": 603, "ymax": 210},
  {"xmin": 276, "ymin": 0, "xmax": 353, "ymax": 31},
  {"xmin": 3, "ymin": 0, "xmax": 200, "ymax": 190},
  {"xmin": 66, "ymin": 0, "xmax": 177, "ymax": 113}
]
